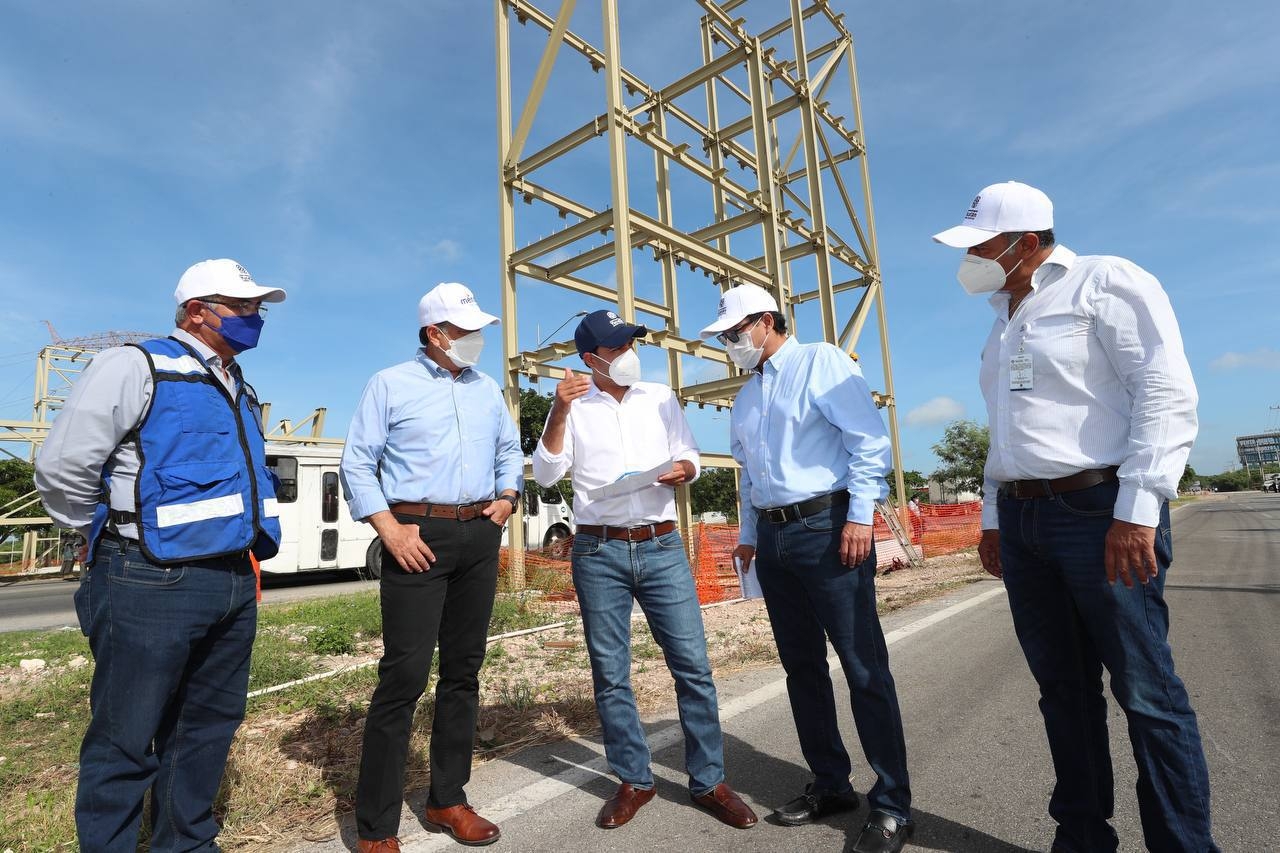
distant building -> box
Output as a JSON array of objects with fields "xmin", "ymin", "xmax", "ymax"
[
  {"xmin": 928, "ymin": 479, "xmax": 980, "ymax": 504},
  {"xmin": 1236, "ymin": 431, "xmax": 1280, "ymax": 470}
]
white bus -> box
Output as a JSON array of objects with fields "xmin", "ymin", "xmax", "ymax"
[{"xmin": 260, "ymin": 444, "xmax": 575, "ymax": 578}]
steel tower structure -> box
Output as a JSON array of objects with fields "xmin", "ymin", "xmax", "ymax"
[{"xmin": 496, "ymin": 0, "xmax": 907, "ymax": 571}]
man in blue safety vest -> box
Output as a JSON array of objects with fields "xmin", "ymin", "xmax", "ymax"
[{"xmin": 35, "ymin": 258, "xmax": 285, "ymax": 852}]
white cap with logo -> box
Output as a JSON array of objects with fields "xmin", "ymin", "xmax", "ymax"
[
  {"xmin": 418, "ymin": 282, "xmax": 499, "ymax": 331},
  {"xmin": 698, "ymin": 283, "xmax": 780, "ymax": 340},
  {"xmin": 174, "ymin": 259, "xmax": 287, "ymax": 304},
  {"xmin": 932, "ymin": 181, "xmax": 1054, "ymax": 248}
]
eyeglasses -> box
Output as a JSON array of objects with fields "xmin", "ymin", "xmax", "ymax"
[
  {"xmin": 201, "ymin": 298, "xmax": 267, "ymax": 316},
  {"xmin": 716, "ymin": 316, "xmax": 759, "ymax": 345}
]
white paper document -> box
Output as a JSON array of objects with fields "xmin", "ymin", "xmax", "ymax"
[
  {"xmin": 735, "ymin": 556, "xmax": 763, "ymax": 600},
  {"xmin": 582, "ymin": 459, "xmax": 674, "ymax": 501}
]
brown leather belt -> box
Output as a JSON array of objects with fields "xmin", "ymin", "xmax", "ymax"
[
  {"xmin": 1002, "ymin": 466, "xmax": 1119, "ymax": 500},
  {"xmin": 576, "ymin": 520, "xmax": 677, "ymax": 542},
  {"xmin": 389, "ymin": 500, "xmax": 490, "ymax": 521}
]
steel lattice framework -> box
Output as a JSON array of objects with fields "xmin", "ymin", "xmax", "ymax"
[{"xmin": 497, "ymin": 0, "xmax": 906, "ymax": 564}]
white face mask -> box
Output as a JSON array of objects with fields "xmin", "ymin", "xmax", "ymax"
[
  {"xmin": 591, "ymin": 348, "xmax": 642, "ymax": 386},
  {"xmin": 726, "ymin": 318, "xmax": 765, "ymax": 370},
  {"xmin": 441, "ymin": 329, "xmax": 485, "ymax": 368},
  {"xmin": 956, "ymin": 238, "xmax": 1024, "ymax": 295}
]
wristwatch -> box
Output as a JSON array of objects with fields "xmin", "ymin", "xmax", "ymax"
[{"xmin": 499, "ymin": 494, "xmax": 520, "ymax": 509}]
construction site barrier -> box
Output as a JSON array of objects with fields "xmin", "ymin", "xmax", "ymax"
[{"xmin": 499, "ymin": 502, "xmax": 984, "ymax": 608}]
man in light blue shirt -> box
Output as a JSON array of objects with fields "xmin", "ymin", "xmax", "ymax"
[
  {"xmin": 701, "ymin": 283, "xmax": 912, "ymax": 853},
  {"xmin": 340, "ymin": 282, "xmax": 522, "ymax": 851}
]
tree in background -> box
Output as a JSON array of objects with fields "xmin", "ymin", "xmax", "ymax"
[
  {"xmin": 930, "ymin": 420, "xmax": 990, "ymax": 494},
  {"xmin": 517, "ymin": 387, "xmax": 553, "ymax": 456},
  {"xmin": 516, "ymin": 387, "xmax": 574, "ymax": 505},
  {"xmin": 691, "ymin": 468, "xmax": 738, "ymax": 521},
  {"xmin": 1178, "ymin": 464, "xmax": 1199, "ymax": 492},
  {"xmin": 886, "ymin": 469, "xmax": 928, "ymax": 501},
  {"xmin": 0, "ymin": 459, "xmax": 47, "ymax": 554}
]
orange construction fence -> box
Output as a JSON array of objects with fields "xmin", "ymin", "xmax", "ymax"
[{"xmin": 499, "ymin": 501, "xmax": 984, "ymax": 608}]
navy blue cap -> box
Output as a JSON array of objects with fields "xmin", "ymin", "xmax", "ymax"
[{"xmin": 574, "ymin": 310, "xmax": 647, "ymax": 355}]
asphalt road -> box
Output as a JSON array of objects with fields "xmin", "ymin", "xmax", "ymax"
[
  {"xmin": 299, "ymin": 492, "xmax": 1278, "ymax": 852},
  {"xmin": 0, "ymin": 570, "xmax": 376, "ymax": 633}
]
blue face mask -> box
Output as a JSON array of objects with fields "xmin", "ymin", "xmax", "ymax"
[{"xmin": 215, "ymin": 312, "xmax": 264, "ymax": 352}]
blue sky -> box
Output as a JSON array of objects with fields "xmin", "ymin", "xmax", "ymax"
[{"xmin": 2, "ymin": 1, "xmax": 1278, "ymax": 477}]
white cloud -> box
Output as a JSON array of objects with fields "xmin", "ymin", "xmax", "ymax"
[
  {"xmin": 423, "ymin": 239, "xmax": 463, "ymax": 263},
  {"xmin": 905, "ymin": 396, "xmax": 965, "ymax": 427},
  {"xmin": 1210, "ymin": 348, "xmax": 1280, "ymax": 371}
]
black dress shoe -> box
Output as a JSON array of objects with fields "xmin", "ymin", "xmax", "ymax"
[
  {"xmin": 773, "ymin": 783, "xmax": 861, "ymax": 826},
  {"xmin": 852, "ymin": 809, "xmax": 913, "ymax": 853}
]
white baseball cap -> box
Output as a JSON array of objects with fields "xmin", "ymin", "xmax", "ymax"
[
  {"xmin": 932, "ymin": 181, "xmax": 1054, "ymax": 248},
  {"xmin": 418, "ymin": 282, "xmax": 499, "ymax": 331},
  {"xmin": 698, "ymin": 283, "xmax": 780, "ymax": 340},
  {"xmin": 173, "ymin": 259, "xmax": 287, "ymax": 305}
]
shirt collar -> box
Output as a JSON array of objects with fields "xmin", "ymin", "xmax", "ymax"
[
  {"xmin": 986, "ymin": 244, "xmax": 1076, "ymax": 317},
  {"xmin": 170, "ymin": 328, "xmax": 227, "ymax": 367},
  {"xmin": 761, "ymin": 335, "xmax": 798, "ymax": 373},
  {"xmin": 416, "ymin": 348, "xmax": 474, "ymax": 381},
  {"xmin": 586, "ymin": 378, "xmax": 649, "ymax": 403}
]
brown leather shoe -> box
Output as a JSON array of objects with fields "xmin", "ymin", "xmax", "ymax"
[
  {"xmin": 691, "ymin": 782, "xmax": 758, "ymax": 829},
  {"xmin": 356, "ymin": 839, "xmax": 401, "ymax": 853},
  {"xmin": 423, "ymin": 803, "xmax": 501, "ymax": 847},
  {"xmin": 596, "ymin": 782, "xmax": 657, "ymax": 828}
]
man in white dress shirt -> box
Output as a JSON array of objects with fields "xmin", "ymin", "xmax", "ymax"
[
  {"xmin": 533, "ymin": 310, "xmax": 757, "ymax": 833},
  {"xmin": 933, "ymin": 181, "xmax": 1218, "ymax": 853}
]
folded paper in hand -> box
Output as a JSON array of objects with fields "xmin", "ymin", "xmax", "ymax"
[
  {"xmin": 735, "ymin": 556, "xmax": 763, "ymax": 600},
  {"xmin": 582, "ymin": 459, "xmax": 674, "ymax": 501}
]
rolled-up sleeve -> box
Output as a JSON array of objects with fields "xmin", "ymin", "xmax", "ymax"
[
  {"xmin": 1091, "ymin": 263, "xmax": 1198, "ymax": 527},
  {"xmin": 661, "ymin": 389, "xmax": 701, "ymax": 483},
  {"xmin": 532, "ymin": 410, "xmax": 573, "ymax": 488},
  {"xmin": 340, "ymin": 375, "xmax": 392, "ymax": 521},
  {"xmin": 34, "ymin": 347, "xmax": 150, "ymax": 532}
]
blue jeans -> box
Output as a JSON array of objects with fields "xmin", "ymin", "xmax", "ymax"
[
  {"xmin": 74, "ymin": 536, "xmax": 257, "ymax": 853},
  {"xmin": 998, "ymin": 481, "xmax": 1218, "ymax": 853},
  {"xmin": 754, "ymin": 499, "xmax": 911, "ymax": 822},
  {"xmin": 570, "ymin": 529, "xmax": 724, "ymax": 795}
]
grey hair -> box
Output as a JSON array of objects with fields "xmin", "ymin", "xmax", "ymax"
[{"xmin": 1004, "ymin": 229, "xmax": 1055, "ymax": 249}]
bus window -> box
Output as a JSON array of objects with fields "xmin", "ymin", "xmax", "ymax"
[
  {"xmin": 321, "ymin": 471, "xmax": 339, "ymax": 523},
  {"xmin": 267, "ymin": 456, "xmax": 298, "ymax": 503}
]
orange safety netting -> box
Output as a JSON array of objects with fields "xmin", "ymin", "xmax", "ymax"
[{"xmin": 497, "ymin": 502, "xmax": 984, "ymax": 608}]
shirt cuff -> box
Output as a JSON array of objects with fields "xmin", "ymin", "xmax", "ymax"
[
  {"xmin": 1113, "ymin": 483, "xmax": 1163, "ymax": 528},
  {"xmin": 495, "ymin": 475, "xmax": 523, "ymax": 496},
  {"xmin": 846, "ymin": 495, "xmax": 876, "ymax": 526},
  {"xmin": 347, "ymin": 492, "xmax": 390, "ymax": 522},
  {"xmin": 738, "ymin": 507, "xmax": 758, "ymax": 548},
  {"xmin": 674, "ymin": 451, "xmax": 701, "ymax": 484}
]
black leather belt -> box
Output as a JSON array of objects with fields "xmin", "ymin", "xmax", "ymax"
[
  {"xmin": 1002, "ymin": 466, "xmax": 1119, "ymax": 500},
  {"xmin": 760, "ymin": 490, "xmax": 847, "ymax": 524},
  {"xmin": 576, "ymin": 521, "xmax": 677, "ymax": 542}
]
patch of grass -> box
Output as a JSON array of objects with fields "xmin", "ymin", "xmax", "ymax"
[
  {"xmin": 0, "ymin": 626, "xmax": 89, "ymax": 668},
  {"xmin": 495, "ymin": 678, "xmax": 537, "ymax": 713},
  {"xmin": 258, "ymin": 590, "xmax": 382, "ymax": 639},
  {"xmin": 488, "ymin": 594, "xmax": 558, "ymax": 635},
  {"xmin": 248, "ymin": 629, "xmax": 318, "ymax": 692},
  {"xmin": 308, "ymin": 624, "xmax": 356, "ymax": 656},
  {"xmin": 0, "ymin": 667, "xmax": 91, "ymax": 850}
]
